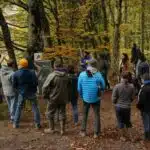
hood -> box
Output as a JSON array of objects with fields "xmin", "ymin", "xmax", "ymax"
[
  {"xmin": 87, "ymin": 66, "xmax": 97, "ymax": 74},
  {"xmin": 54, "ymin": 70, "xmax": 66, "ymax": 77},
  {"xmin": 1, "ymin": 65, "xmax": 14, "ymax": 76}
]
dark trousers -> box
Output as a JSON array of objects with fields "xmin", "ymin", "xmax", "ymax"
[
  {"xmin": 141, "ymin": 112, "xmax": 150, "ymax": 133},
  {"xmin": 115, "ymin": 107, "xmax": 132, "ymax": 128},
  {"xmin": 46, "ymin": 102, "xmax": 66, "ymax": 121},
  {"xmin": 81, "ymin": 101, "xmax": 100, "ymax": 134},
  {"xmin": 71, "ymin": 97, "xmax": 78, "ymax": 124},
  {"xmin": 102, "ymin": 72, "xmax": 110, "ymax": 89}
]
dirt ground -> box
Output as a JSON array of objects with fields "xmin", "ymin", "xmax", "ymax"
[{"xmin": 0, "ymin": 91, "xmax": 149, "ymax": 150}]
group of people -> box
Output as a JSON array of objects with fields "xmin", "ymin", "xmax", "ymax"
[{"xmin": 0, "ymin": 44, "xmax": 150, "ymax": 141}]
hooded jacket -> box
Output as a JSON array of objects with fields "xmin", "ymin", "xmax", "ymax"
[
  {"xmin": 112, "ymin": 79, "xmax": 135, "ymax": 108},
  {"xmin": 42, "ymin": 70, "xmax": 70, "ymax": 104},
  {"xmin": 78, "ymin": 68, "xmax": 105, "ymax": 103},
  {"xmin": 0, "ymin": 65, "xmax": 15, "ymax": 96}
]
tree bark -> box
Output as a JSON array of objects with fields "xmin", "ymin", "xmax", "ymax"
[
  {"xmin": 27, "ymin": 0, "xmax": 44, "ymax": 54},
  {"xmin": 0, "ymin": 8, "xmax": 17, "ymax": 69},
  {"xmin": 141, "ymin": 0, "xmax": 145, "ymax": 52}
]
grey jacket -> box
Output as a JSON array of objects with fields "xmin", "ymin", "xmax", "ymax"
[
  {"xmin": 0, "ymin": 65, "xmax": 15, "ymax": 96},
  {"xmin": 112, "ymin": 79, "xmax": 135, "ymax": 108},
  {"xmin": 42, "ymin": 70, "xmax": 70, "ymax": 105}
]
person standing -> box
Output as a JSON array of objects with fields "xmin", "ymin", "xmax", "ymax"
[
  {"xmin": 112, "ymin": 72, "xmax": 135, "ymax": 129},
  {"xmin": 42, "ymin": 59, "xmax": 70, "ymax": 135},
  {"xmin": 137, "ymin": 73, "xmax": 150, "ymax": 140},
  {"xmin": 78, "ymin": 59, "xmax": 105, "ymax": 138},
  {"xmin": 0, "ymin": 60, "xmax": 17, "ymax": 122},
  {"xmin": 68, "ymin": 65, "xmax": 78, "ymax": 125},
  {"xmin": 12, "ymin": 58, "xmax": 41, "ymax": 129}
]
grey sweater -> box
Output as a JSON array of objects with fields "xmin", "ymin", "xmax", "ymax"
[{"xmin": 112, "ymin": 79, "xmax": 135, "ymax": 108}]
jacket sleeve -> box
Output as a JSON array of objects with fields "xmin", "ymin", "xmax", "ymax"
[
  {"xmin": 112, "ymin": 86, "xmax": 119, "ymax": 104},
  {"xmin": 77, "ymin": 74, "xmax": 82, "ymax": 98},
  {"xmin": 137, "ymin": 86, "xmax": 146, "ymax": 110},
  {"xmin": 42, "ymin": 74, "xmax": 54, "ymax": 98},
  {"xmin": 98, "ymin": 73, "xmax": 105, "ymax": 91},
  {"xmin": 12, "ymin": 73, "xmax": 18, "ymax": 89}
]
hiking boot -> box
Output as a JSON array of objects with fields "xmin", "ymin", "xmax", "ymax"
[
  {"xmin": 94, "ymin": 133, "xmax": 100, "ymax": 139},
  {"xmin": 60, "ymin": 120, "xmax": 65, "ymax": 135},
  {"xmin": 35, "ymin": 124, "xmax": 41, "ymax": 129},
  {"xmin": 44, "ymin": 128, "xmax": 55, "ymax": 134},
  {"xmin": 80, "ymin": 131, "xmax": 86, "ymax": 137},
  {"xmin": 13, "ymin": 124, "xmax": 19, "ymax": 129},
  {"xmin": 44, "ymin": 119, "xmax": 55, "ymax": 134}
]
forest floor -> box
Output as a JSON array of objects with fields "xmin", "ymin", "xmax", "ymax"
[{"xmin": 0, "ymin": 91, "xmax": 149, "ymax": 150}]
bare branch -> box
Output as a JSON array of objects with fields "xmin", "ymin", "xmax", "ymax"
[{"xmin": 7, "ymin": 22, "xmax": 28, "ymax": 28}]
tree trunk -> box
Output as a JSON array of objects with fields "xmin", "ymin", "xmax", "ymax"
[
  {"xmin": 141, "ymin": 0, "xmax": 145, "ymax": 52},
  {"xmin": 27, "ymin": 0, "xmax": 44, "ymax": 54},
  {"xmin": 0, "ymin": 8, "xmax": 17, "ymax": 69},
  {"xmin": 39, "ymin": 0, "xmax": 53, "ymax": 48},
  {"xmin": 112, "ymin": 0, "xmax": 123, "ymax": 78},
  {"xmin": 101, "ymin": 0, "xmax": 108, "ymax": 32},
  {"xmin": 124, "ymin": 0, "xmax": 128, "ymax": 48}
]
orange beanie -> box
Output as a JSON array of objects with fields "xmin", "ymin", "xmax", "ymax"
[{"xmin": 19, "ymin": 58, "xmax": 28, "ymax": 68}]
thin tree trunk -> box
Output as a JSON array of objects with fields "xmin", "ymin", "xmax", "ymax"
[
  {"xmin": 0, "ymin": 8, "xmax": 17, "ymax": 69},
  {"xmin": 124, "ymin": 0, "xmax": 128, "ymax": 48},
  {"xmin": 141, "ymin": 0, "xmax": 145, "ymax": 52}
]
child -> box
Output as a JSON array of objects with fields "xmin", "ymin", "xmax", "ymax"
[
  {"xmin": 112, "ymin": 72, "xmax": 135, "ymax": 129},
  {"xmin": 78, "ymin": 59, "xmax": 105, "ymax": 138},
  {"xmin": 42, "ymin": 59, "xmax": 70, "ymax": 135},
  {"xmin": 137, "ymin": 73, "xmax": 150, "ymax": 140}
]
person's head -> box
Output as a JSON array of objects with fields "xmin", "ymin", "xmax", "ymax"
[
  {"xmin": 7, "ymin": 59, "xmax": 15, "ymax": 68},
  {"xmin": 133, "ymin": 43, "xmax": 137, "ymax": 48},
  {"xmin": 121, "ymin": 71, "xmax": 129, "ymax": 84},
  {"xmin": 84, "ymin": 51, "xmax": 90, "ymax": 57},
  {"xmin": 54, "ymin": 58, "xmax": 63, "ymax": 69},
  {"xmin": 68, "ymin": 65, "xmax": 75, "ymax": 74},
  {"xmin": 19, "ymin": 58, "xmax": 28, "ymax": 69},
  {"xmin": 122, "ymin": 53, "xmax": 129, "ymax": 64}
]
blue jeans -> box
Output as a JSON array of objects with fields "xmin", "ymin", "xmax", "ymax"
[
  {"xmin": 14, "ymin": 94, "xmax": 40, "ymax": 127},
  {"xmin": 115, "ymin": 107, "xmax": 132, "ymax": 128},
  {"xmin": 6, "ymin": 96, "xmax": 17, "ymax": 121},
  {"xmin": 141, "ymin": 112, "xmax": 150, "ymax": 133},
  {"xmin": 71, "ymin": 98, "xmax": 78, "ymax": 124}
]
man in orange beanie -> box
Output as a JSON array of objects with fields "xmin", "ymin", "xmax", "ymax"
[{"xmin": 12, "ymin": 58, "xmax": 41, "ymax": 129}]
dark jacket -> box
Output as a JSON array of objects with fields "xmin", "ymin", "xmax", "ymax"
[
  {"xmin": 137, "ymin": 81, "xmax": 150, "ymax": 112},
  {"xmin": 138, "ymin": 62, "xmax": 150, "ymax": 78},
  {"xmin": 42, "ymin": 70, "xmax": 70, "ymax": 104},
  {"xmin": 12, "ymin": 68, "xmax": 38, "ymax": 96}
]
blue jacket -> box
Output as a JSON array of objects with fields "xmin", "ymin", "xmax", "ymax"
[
  {"xmin": 78, "ymin": 71, "xmax": 105, "ymax": 103},
  {"xmin": 12, "ymin": 68, "xmax": 38, "ymax": 96}
]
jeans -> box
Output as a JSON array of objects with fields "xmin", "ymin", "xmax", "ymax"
[
  {"xmin": 71, "ymin": 98, "xmax": 78, "ymax": 124},
  {"xmin": 14, "ymin": 94, "xmax": 40, "ymax": 127},
  {"xmin": 141, "ymin": 112, "xmax": 150, "ymax": 133},
  {"xmin": 81, "ymin": 101, "xmax": 100, "ymax": 134},
  {"xmin": 115, "ymin": 107, "xmax": 132, "ymax": 128},
  {"xmin": 6, "ymin": 96, "xmax": 17, "ymax": 121}
]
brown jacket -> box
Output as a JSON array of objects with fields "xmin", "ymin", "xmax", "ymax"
[{"xmin": 42, "ymin": 70, "xmax": 70, "ymax": 104}]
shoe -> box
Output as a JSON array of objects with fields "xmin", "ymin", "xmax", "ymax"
[
  {"xmin": 35, "ymin": 124, "xmax": 41, "ymax": 129},
  {"xmin": 13, "ymin": 124, "xmax": 19, "ymax": 129},
  {"xmin": 80, "ymin": 131, "xmax": 86, "ymax": 137},
  {"xmin": 94, "ymin": 133, "xmax": 99, "ymax": 139},
  {"xmin": 44, "ymin": 128, "xmax": 55, "ymax": 134}
]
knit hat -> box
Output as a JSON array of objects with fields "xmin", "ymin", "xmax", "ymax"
[{"xmin": 19, "ymin": 58, "xmax": 28, "ymax": 68}]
